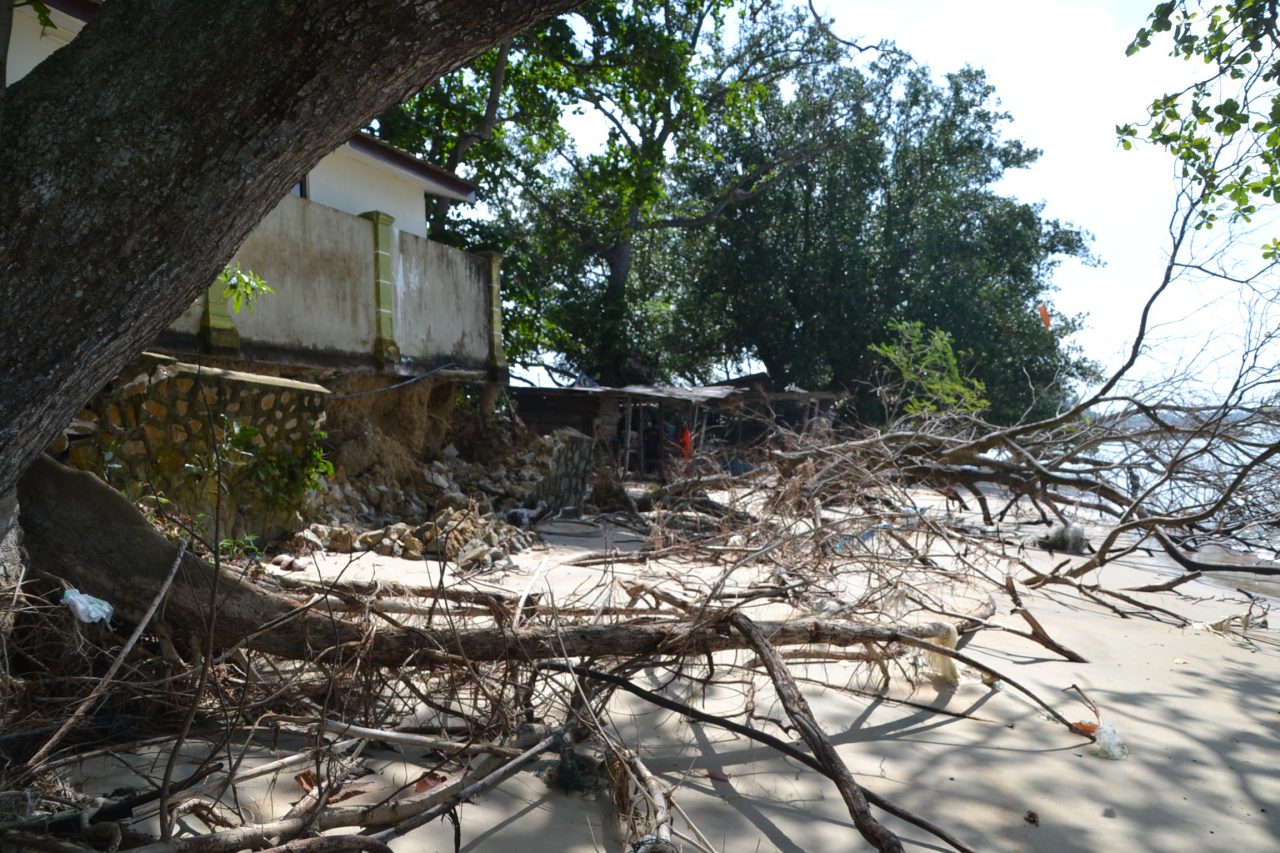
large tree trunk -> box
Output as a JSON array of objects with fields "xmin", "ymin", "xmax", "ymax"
[
  {"xmin": 597, "ymin": 240, "xmax": 635, "ymax": 386},
  {"xmin": 0, "ymin": 0, "xmax": 583, "ymax": 497},
  {"xmin": 17, "ymin": 457, "xmax": 954, "ymax": 666}
]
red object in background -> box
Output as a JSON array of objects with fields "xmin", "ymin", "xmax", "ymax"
[
  {"xmin": 679, "ymin": 426, "xmax": 693, "ymax": 460},
  {"xmin": 1037, "ymin": 304, "xmax": 1052, "ymax": 335}
]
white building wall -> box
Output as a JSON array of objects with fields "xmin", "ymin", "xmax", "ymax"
[
  {"xmin": 6, "ymin": 8, "xmax": 80, "ymax": 85},
  {"xmin": 306, "ymin": 147, "xmax": 429, "ymax": 238}
]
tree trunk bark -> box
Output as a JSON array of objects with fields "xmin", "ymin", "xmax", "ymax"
[
  {"xmin": 0, "ymin": 0, "xmax": 13, "ymax": 137},
  {"xmin": 0, "ymin": 0, "xmax": 583, "ymax": 497},
  {"xmin": 16, "ymin": 457, "xmax": 954, "ymax": 667},
  {"xmin": 597, "ymin": 240, "xmax": 634, "ymax": 385}
]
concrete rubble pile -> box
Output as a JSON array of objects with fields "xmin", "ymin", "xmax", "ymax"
[
  {"xmin": 293, "ymin": 427, "xmax": 593, "ymax": 572},
  {"xmin": 307, "ymin": 427, "xmax": 592, "ymax": 528},
  {"xmin": 304, "ymin": 505, "xmax": 539, "ymax": 573}
]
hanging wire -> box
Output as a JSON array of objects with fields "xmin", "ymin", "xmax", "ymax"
[{"xmin": 326, "ymin": 363, "xmax": 461, "ymax": 401}]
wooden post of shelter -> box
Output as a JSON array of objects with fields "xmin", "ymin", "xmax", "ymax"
[
  {"xmin": 656, "ymin": 401, "xmax": 665, "ymax": 482},
  {"xmin": 637, "ymin": 399, "xmax": 647, "ymax": 477},
  {"xmin": 621, "ymin": 397, "xmax": 634, "ymax": 478}
]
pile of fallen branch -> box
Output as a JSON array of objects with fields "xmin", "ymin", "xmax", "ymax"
[{"xmin": 1, "ymin": 375, "xmax": 1275, "ymax": 852}]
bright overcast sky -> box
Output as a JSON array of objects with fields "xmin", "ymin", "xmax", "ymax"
[{"xmin": 822, "ymin": 0, "xmax": 1271, "ymax": 384}]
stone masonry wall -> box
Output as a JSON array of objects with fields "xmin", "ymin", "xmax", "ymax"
[
  {"xmin": 52, "ymin": 353, "xmax": 329, "ymax": 542},
  {"xmin": 534, "ymin": 428, "xmax": 594, "ymax": 512}
]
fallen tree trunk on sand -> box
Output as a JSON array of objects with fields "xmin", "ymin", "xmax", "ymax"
[{"xmin": 17, "ymin": 457, "xmax": 956, "ymax": 667}]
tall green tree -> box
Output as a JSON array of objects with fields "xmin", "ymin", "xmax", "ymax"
[
  {"xmin": 381, "ymin": 0, "xmax": 835, "ymax": 384},
  {"xmin": 673, "ymin": 61, "xmax": 1096, "ymax": 422},
  {"xmin": 510, "ymin": 0, "xmax": 835, "ymax": 385}
]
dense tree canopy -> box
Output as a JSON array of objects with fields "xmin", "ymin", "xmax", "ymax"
[
  {"xmin": 381, "ymin": 0, "xmax": 1095, "ymax": 420},
  {"xmin": 671, "ymin": 61, "xmax": 1096, "ymax": 422}
]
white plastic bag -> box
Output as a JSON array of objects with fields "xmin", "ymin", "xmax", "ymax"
[
  {"xmin": 62, "ymin": 588, "xmax": 113, "ymax": 625},
  {"xmin": 1093, "ymin": 722, "xmax": 1129, "ymax": 760}
]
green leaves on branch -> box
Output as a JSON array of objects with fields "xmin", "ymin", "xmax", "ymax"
[
  {"xmin": 219, "ymin": 263, "xmax": 273, "ymax": 314},
  {"xmin": 1125, "ymin": 1, "xmax": 1280, "ymax": 227},
  {"xmin": 870, "ymin": 321, "xmax": 989, "ymax": 417},
  {"xmin": 21, "ymin": 1, "xmax": 57, "ymax": 30}
]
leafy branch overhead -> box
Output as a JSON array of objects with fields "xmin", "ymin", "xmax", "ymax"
[{"xmin": 1123, "ymin": 0, "xmax": 1280, "ymax": 230}]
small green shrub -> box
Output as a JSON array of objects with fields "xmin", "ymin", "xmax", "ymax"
[
  {"xmin": 182, "ymin": 417, "xmax": 333, "ymax": 534},
  {"xmin": 869, "ymin": 321, "xmax": 989, "ymax": 417},
  {"xmin": 219, "ymin": 263, "xmax": 274, "ymax": 314},
  {"xmin": 243, "ymin": 425, "xmax": 335, "ymax": 511}
]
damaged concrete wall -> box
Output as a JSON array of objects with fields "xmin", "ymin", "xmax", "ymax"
[
  {"xmin": 394, "ymin": 235, "xmax": 495, "ymax": 371},
  {"xmin": 50, "ymin": 356, "xmax": 595, "ymax": 545},
  {"xmin": 308, "ymin": 423, "xmax": 597, "ymax": 527}
]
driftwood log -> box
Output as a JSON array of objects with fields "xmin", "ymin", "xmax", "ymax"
[{"xmin": 17, "ymin": 456, "xmax": 955, "ymax": 667}]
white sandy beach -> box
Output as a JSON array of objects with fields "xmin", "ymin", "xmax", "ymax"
[{"xmin": 92, "ymin": 510, "xmax": 1265, "ymax": 853}]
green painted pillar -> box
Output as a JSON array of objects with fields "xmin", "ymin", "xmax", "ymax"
[
  {"xmin": 361, "ymin": 210, "xmax": 399, "ymax": 368},
  {"xmin": 477, "ymin": 250, "xmax": 507, "ymax": 415},
  {"xmin": 201, "ymin": 280, "xmax": 240, "ymax": 352},
  {"xmin": 477, "ymin": 250, "xmax": 507, "ymax": 378}
]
